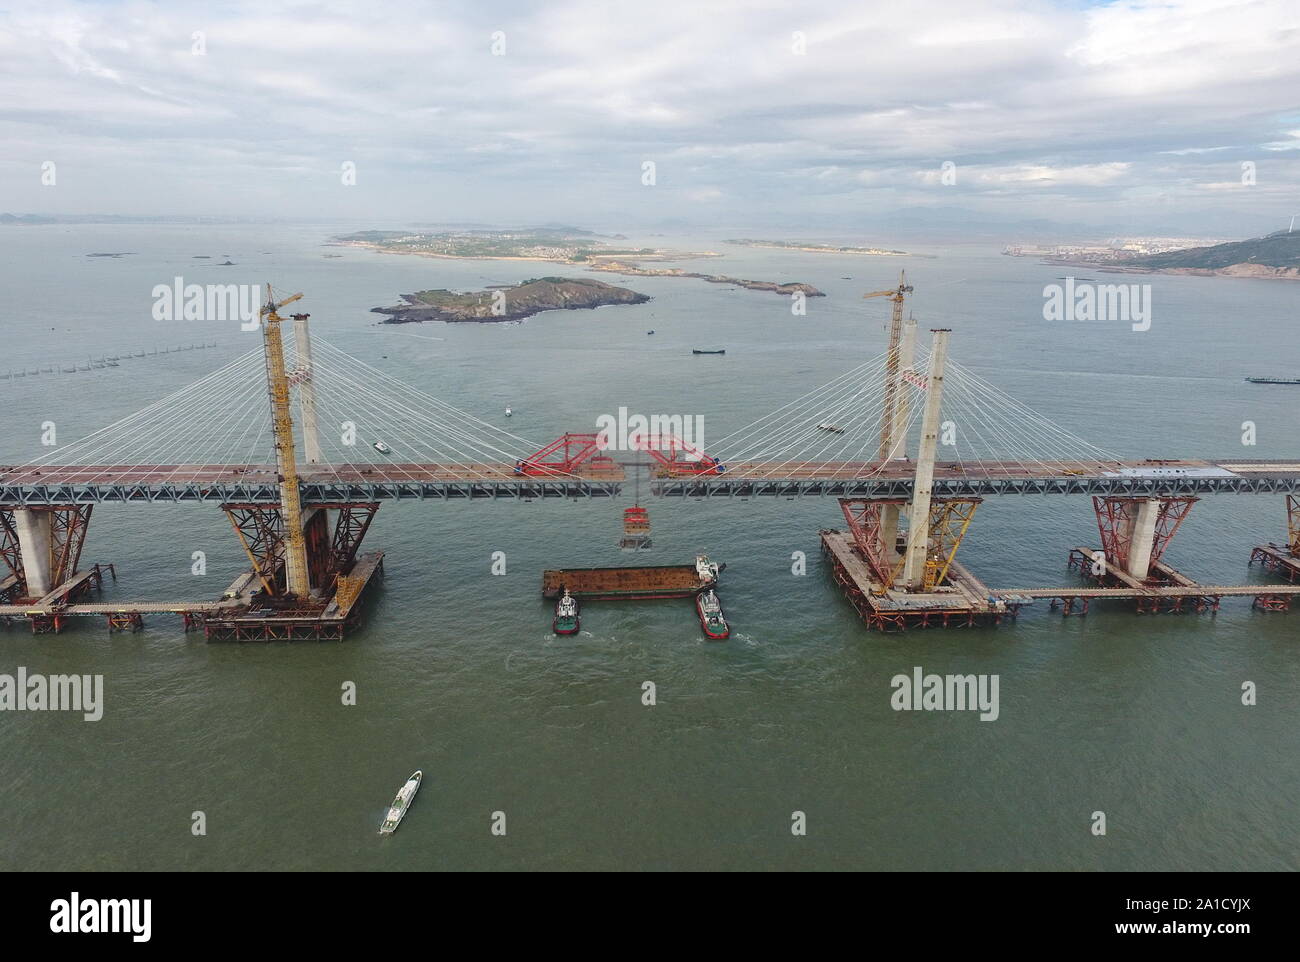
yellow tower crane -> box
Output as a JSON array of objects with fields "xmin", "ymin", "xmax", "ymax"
[
  {"xmin": 864, "ymin": 270, "xmax": 914, "ymax": 461},
  {"xmin": 259, "ymin": 284, "xmax": 312, "ymax": 598}
]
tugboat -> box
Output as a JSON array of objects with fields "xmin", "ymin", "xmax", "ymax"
[
  {"xmin": 553, "ymin": 589, "xmax": 580, "ymax": 635},
  {"xmin": 379, "ymin": 770, "xmax": 422, "ymax": 835},
  {"xmin": 695, "ymin": 589, "xmax": 730, "ymax": 640}
]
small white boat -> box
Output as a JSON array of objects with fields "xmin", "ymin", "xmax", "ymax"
[
  {"xmin": 695, "ymin": 554, "xmax": 720, "ymax": 584},
  {"xmin": 373, "ymin": 440, "xmax": 391, "ymax": 454},
  {"xmin": 505, "ymin": 407, "xmax": 513, "ymax": 417},
  {"xmin": 379, "ymin": 770, "xmax": 422, "ymax": 835}
]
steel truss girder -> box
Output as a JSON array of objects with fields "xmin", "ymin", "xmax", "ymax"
[
  {"xmin": 653, "ymin": 476, "xmax": 1300, "ymax": 498},
  {"xmin": 48, "ymin": 504, "xmax": 93, "ymax": 588},
  {"xmin": 838, "ymin": 498, "xmax": 906, "ymax": 585},
  {"xmin": 329, "ymin": 503, "xmax": 378, "ymax": 578},
  {"xmin": 0, "ymin": 480, "xmax": 622, "ymax": 504},
  {"xmin": 222, "ymin": 504, "xmax": 286, "ymax": 596},
  {"xmin": 0, "ymin": 509, "xmax": 24, "ymax": 594},
  {"xmin": 837, "ymin": 495, "xmax": 981, "ymax": 591}
]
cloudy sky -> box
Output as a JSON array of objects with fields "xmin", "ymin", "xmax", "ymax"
[{"xmin": 2, "ymin": 0, "xmax": 1298, "ymax": 236}]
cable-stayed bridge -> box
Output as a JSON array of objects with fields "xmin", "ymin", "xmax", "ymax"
[
  {"xmin": 3, "ymin": 333, "xmax": 1298, "ymax": 504},
  {"xmin": 2, "ymin": 281, "xmax": 1299, "ymax": 637}
]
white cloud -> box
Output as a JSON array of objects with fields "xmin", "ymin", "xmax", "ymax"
[{"xmin": 0, "ymin": 0, "xmax": 1295, "ymax": 230}]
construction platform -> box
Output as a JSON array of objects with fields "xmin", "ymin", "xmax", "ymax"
[
  {"xmin": 542, "ymin": 561, "xmax": 719, "ymax": 601},
  {"xmin": 820, "ymin": 530, "xmax": 1009, "ymax": 631},
  {"xmin": 0, "ymin": 553, "xmax": 385, "ymax": 640},
  {"xmin": 1249, "ymin": 543, "xmax": 1300, "ymax": 583},
  {"xmin": 983, "ymin": 547, "xmax": 1300, "ymax": 616},
  {"xmin": 201, "ymin": 551, "xmax": 385, "ymax": 640}
]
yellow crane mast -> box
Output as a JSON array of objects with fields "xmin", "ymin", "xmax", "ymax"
[
  {"xmin": 864, "ymin": 270, "xmax": 913, "ymax": 461},
  {"xmin": 259, "ymin": 283, "xmax": 312, "ymax": 598}
]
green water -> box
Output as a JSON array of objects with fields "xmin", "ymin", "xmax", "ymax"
[{"xmin": 1, "ymin": 225, "xmax": 1298, "ymax": 870}]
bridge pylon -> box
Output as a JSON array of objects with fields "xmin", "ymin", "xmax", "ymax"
[
  {"xmin": 1088, "ymin": 495, "xmax": 1197, "ymax": 583},
  {"xmin": 0, "ymin": 504, "xmax": 93, "ymax": 602}
]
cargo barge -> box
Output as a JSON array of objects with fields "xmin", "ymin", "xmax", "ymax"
[{"xmin": 542, "ymin": 555, "xmax": 721, "ymax": 601}]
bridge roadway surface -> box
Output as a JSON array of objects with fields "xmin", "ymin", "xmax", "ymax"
[{"xmin": 2, "ymin": 458, "xmax": 1300, "ymax": 503}]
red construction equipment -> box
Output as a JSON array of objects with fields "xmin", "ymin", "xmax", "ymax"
[
  {"xmin": 516, "ymin": 433, "xmax": 602, "ymax": 476},
  {"xmin": 629, "ymin": 434, "xmax": 723, "ymax": 475}
]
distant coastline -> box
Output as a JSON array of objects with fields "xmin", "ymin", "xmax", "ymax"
[
  {"xmin": 586, "ymin": 260, "xmax": 824, "ymax": 297},
  {"xmin": 726, "ymin": 238, "xmax": 909, "ymax": 256}
]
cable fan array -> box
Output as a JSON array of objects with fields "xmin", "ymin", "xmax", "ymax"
[
  {"xmin": 707, "ymin": 346, "xmax": 923, "ymax": 479},
  {"xmin": 20, "ymin": 336, "xmax": 558, "ymax": 484},
  {"xmin": 20, "ymin": 332, "xmax": 1124, "ymax": 488},
  {"xmin": 705, "ymin": 346, "xmax": 1123, "ymax": 480}
]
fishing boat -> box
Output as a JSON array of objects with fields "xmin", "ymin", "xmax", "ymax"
[
  {"xmin": 692, "ymin": 349, "xmax": 725, "ymax": 355},
  {"xmin": 553, "ymin": 589, "xmax": 580, "ymax": 635},
  {"xmin": 379, "ymin": 770, "xmax": 422, "ymax": 835},
  {"xmin": 505, "ymin": 407, "xmax": 512, "ymax": 417},
  {"xmin": 1245, "ymin": 376, "xmax": 1300, "ymax": 384},
  {"xmin": 373, "ymin": 440, "xmax": 392, "ymax": 454},
  {"xmin": 817, "ymin": 422, "xmax": 845, "ymax": 433},
  {"xmin": 695, "ymin": 589, "xmax": 730, "ymax": 640}
]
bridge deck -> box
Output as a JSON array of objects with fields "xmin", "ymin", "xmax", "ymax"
[
  {"xmin": 3, "ymin": 458, "xmax": 1300, "ymax": 503},
  {"xmin": 656, "ymin": 458, "xmax": 1300, "ymax": 497}
]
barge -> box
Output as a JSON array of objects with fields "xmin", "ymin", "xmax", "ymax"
[{"xmin": 542, "ymin": 555, "xmax": 721, "ymax": 601}]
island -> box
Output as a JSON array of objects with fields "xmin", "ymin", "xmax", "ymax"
[
  {"xmin": 726, "ymin": 238, "xmax": 909, "ymax": 256},
  {"xmin": 586, "ymin": 260, "xmax": 824, "ymax": 297},
  {"xmin": 1042, "ymin": 231, "xmax": 1300, "ymax": 279},
  {"xmin": 371, "ymin": 276, "xmax": 651, "ymax": 324}
]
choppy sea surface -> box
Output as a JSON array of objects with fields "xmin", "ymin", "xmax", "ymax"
[{"xmin": 1, "ymin": 224, "xmax": 1298, "ymax": 870}]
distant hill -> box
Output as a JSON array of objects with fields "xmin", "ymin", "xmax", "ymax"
[{"xmin": 1120, "ymin": 230, "xmax": 1300, "ymax": 277}]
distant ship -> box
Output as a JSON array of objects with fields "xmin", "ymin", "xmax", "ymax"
[
  {"xmin": 692, "ymin": 349, "xmax": 725, "ymax": 355},
  {"xmin": 1245, "ymin": 376, "xmax": 1300, "ymax": 384}
]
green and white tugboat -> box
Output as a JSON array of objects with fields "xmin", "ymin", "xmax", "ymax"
[
  {"xmin": 553, "ymin": 588, "xmax": 580, "ymax": 635},
  {"xmin": 379, "ymin": 770, "xmax": 422, "ymax": 835}
]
